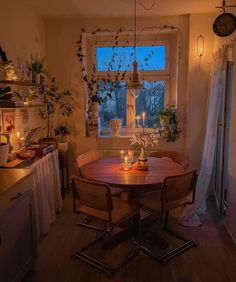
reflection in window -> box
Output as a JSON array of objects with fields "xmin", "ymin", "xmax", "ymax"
[
  {"xmin": 98, "ymin": 81, "xmax": 126, "ymax": 128},
  {"xmin": 135, "ymin": 81, "xmax": 165, "ymax": 128}
]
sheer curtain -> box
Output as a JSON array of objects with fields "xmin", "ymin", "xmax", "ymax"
[{"xmin": 180, "ymin": 43, "xmax": 235, "ymax": 226}]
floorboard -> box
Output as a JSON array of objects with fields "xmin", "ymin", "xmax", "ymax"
[{"xmin": 25, "ymin": 195, "xmax": 236, "ymax": 282}]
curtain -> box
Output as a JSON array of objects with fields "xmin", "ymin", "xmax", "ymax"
[
  {"xmin": 32, "ymin": 150, "xmax": 62, "ymax": 238},
  {"xmin": 180, "ymin": 44, "xmax": 232, "ymax": 226}
]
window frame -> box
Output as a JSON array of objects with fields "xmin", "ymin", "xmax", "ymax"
[{"xmin": 86, "ymin": 31, "xmax": 178, "ymax": 136}]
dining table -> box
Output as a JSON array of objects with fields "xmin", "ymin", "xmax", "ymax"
[
  {"xmin": 80, "ymin": 156, "xmax": 184, "ymax": 198},
  {"xmin": 80, "ymin": 155, "xmax": 185, "ymax": 248}
]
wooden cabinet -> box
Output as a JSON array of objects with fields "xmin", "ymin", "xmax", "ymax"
[{"xmin": 0, "ymin": 169, "xmax": 37, "ymax": 282}]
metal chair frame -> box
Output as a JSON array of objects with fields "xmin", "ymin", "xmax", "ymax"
[
  {"xmin": 137, "ymin": 170, "xmax": 198, "ymax": 264},
  {"xmin": 72, "ymin": 177, "xmax": 139, "ymax": 277}
]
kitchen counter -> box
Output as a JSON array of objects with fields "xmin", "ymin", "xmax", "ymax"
[{"xmin": 0, "ymin": 168, "xmax": 33, "ymax": 195}]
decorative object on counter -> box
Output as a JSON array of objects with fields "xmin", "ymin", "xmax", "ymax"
[
  {"xmin": 156, "ymin": 106, "xmax": 180, "ymax": 142},
  {"xmin": 134, "ymin": 160, "xmax": 148, "ymax": 171},
  {"xmin": 129, "ymin": 131, "xmax": 159, "ymax": 162},
  {"xmin": 0, "ymin": 46, "xmax": 14, "ymax": 80},
  {"xmin": 0, "ymin": 141, "xmax": 9, "ymax": 166},
  {"xmin": 36, "ymin": 77, "xmax": 73, "ymax": 139},
  {"xmin": 110, "ymin": 118, "xmax": 122, "ymax": 137},
  {"xmin": 54, "ymin": 125, "xmax": 70, "ymax": 152},
  {"xmin": 26, "ymin": 55, "xmax": 46, "ymax": 83}
]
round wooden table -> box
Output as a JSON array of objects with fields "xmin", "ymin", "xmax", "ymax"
[{"xmin": 81, "ymin": 156, "xmax": 184, "ymax": 189}]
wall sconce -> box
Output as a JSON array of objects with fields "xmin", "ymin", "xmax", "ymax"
[{"xmin": 197, "ymin": 35, "xmax": 204, "ymax": 57}]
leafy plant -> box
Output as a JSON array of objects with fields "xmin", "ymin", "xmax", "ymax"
[
  {"xmin": 157, "ymin": 106, "xmax": 181, "ymax": 142},
  {"xmin": 37, "ymin": 78, "xmax": 73, "ymax": 139},
  {"xmin": 76, "ymin": 28, "xmax": 129, "ymax": 106},
  {"xmin": 54, "ymin": 125, "xmax": 70, "ymax": 142},
  {"xmin": 26, "ymin": 55, "xmax": 46, "ymax": 74}
]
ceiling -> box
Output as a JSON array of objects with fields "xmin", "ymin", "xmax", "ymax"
[{"xmin": 20, "ymin": 0, "xmax": 235, "ymax": 19}]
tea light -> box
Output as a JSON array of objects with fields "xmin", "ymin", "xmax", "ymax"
[{"xmin": 123, "ymin": 155, "xmax": 130, "ymax": 170}]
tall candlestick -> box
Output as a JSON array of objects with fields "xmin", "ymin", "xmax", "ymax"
[{"xmin": 120, "ymin": 150, "xmax": 124, "ymax": 163}]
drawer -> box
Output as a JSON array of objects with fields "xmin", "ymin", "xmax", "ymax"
[{"xmin": 0, "ymin": 174, "xmax": 34, "ymax": 216}]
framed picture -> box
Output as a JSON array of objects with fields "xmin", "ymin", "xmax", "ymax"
[{"xmin": 2, "ymin": 111, "xmax": 15, "ymax": 132}]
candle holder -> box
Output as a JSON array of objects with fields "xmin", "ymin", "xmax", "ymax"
[{"xmin": 122, "ymin": 155, "xmax": 131, "ymax": 171}]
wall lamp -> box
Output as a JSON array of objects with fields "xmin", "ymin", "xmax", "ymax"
[{"xmin": 197, "ymin": 35, "xmax": 205, "ymax": 57}]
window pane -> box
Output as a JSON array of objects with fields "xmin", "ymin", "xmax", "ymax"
[
  {"xmin": 135, "ymin": 81, "xmax": 165, "ymax": 128},
  {"xmin": 98, "ymin": 81, "xmax": 126, "ymax": 128},
  {"xmin": 96, "ymin": 46, "xmax": 166, "ymax": 71}
]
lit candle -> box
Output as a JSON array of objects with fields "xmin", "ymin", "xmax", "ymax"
[
  {"xmin": 120, "ymin": 150, "xmax": 124, "ymax": 163},
  {"xmin": 123, "ymin": 155, "xmax": 130, "ymax": 170},
  {"xmin": 127, "ymin": 149, "xmax": 134, "ymax": 164},
  {"xmin": 16, "ymin": 131, "xmax": 21, "ymax": 149},
  {"xmin": 141, "ymin": 112, "xmax": 145, "ymax": 124}
]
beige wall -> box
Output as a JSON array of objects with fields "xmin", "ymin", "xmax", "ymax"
[
  {"xmin": 0, "ymin": 0, "xmax": 45, "ymax": 62},
  {"xmin": 0, "ymin": 1, "xmax": 46, "ymax": 147},
  {"xmin": 186, "ymin": 13, "xmax": 215, "ymax": 169}
]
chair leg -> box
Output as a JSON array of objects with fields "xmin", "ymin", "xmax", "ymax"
[
  {"xmin": 138, "ymin": 210, "xmax": 197, "ymax": 264},
  {"xmin": 77, "ymin": 215, "xmax": 105, "ymax": 232},
  {"xmin": 72, "ymin": 227, "xmax": 138, "ymax": 277}
]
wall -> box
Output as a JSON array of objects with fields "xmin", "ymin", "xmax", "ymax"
[
  {"xmin": 186, "ymin": 13, "xmax": 215, "ymax": 169},
  {"xmin": 0, "ymin": 0, "xmax": 46, "ymax": 147},
  {"xmin": 0, "ymin": 0, "xmax": 45, "ymax": 62}
]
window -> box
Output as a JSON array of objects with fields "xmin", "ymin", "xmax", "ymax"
[{"xmin": 90, "ymin": 32, "xmax": 178, "ymax": 134}]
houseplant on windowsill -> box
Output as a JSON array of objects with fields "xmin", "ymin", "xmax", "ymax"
[
  {"xmin": 157, "ymin": 106, "xmax": 180, "ymax": 142},
  {"xmin": 54, "ymin": 125, "xmax": 70, "ymax": 152}
]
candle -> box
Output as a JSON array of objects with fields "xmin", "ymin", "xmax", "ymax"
[
  {"xmin": 141, "ymin": 112, "xmax": 145, "ymax": 124},
  {"xmin": 16, "ymin": 131, "xmax": 21, "ymax": 149},
  {"xmin": 120, "ymin": 150, "xmax": 124, "ymax": 163},
  {"xmin": 127, "ymin": 149, "xmax": 134, "ymax": 164},
  {"xmin": 123, "ymin": 155, "xmax": 130, "ymax": 170}
]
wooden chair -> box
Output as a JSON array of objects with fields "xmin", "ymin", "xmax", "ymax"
[
  {"xmin": 149, "ymin": 150, "xmax": 190, "ymax": 170},
  {"xmin": 71, "ymin": 176, "xmax": 139, "ymax": 276},
  {"xmin": 75, "ymin": 150, "xmax": 124, "ymax": 231},
  {"xmin": 136, "ymin": 169, "xmax": 197, "ymax": 264},
  {"xmin": 75, "ymin": 149, "xmax": 103, "ymax": 177}
]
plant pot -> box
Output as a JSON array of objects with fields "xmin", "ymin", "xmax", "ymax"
[
  {"xmin": 57, "ymin": 142, "xmax": 68, "ymax": 153},
  {"xmin": 110, "ymin": 119, "xmax": 122, "ymax": 137},
  {"xmin": 0, "ymin": 143, "xmax": 9, "ymax": 166}
]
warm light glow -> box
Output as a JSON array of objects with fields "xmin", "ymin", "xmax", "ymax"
[
  {"xmin": 124, "ymin": 156, "xmax": 128, "ymax": 164},
  {"xmin": 197, "ymin": 35, "xmax": 204, "ymax": 57},
  {"xmin": 141, "ymin": 112, "xmax": 145, "ymax": 123},
  {"xmin": 16, "ymin": 131, "xmax": 20, "ymax": 138}
]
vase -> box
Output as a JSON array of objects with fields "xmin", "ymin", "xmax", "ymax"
[
  {"xmin": 139, "ymin": 147, "xmax": 148, "ymax": 162},
  {"xmin": 0, "ymin": 143, "xmax": 9, "ymax": 166},
  {"xmin": 110, "ymin": 119, "xmax": 122, "ymax": 137}
]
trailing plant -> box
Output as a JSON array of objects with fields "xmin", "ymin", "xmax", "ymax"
[
  {"xmin": 54, "ymin": 125, "xmax": 70, "ymax": 142},
  {"xmin": 37, "ymin": 77, "xmax": 73, "ymax": 139}
]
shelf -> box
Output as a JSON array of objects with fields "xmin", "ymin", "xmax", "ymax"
[
  {"xmin": 0, "ymin": 104, "xmax": 45, "ymax": 109},
  {"xmin": 0, "ymin": 80, "xmax": 42, "ymax": 87}
]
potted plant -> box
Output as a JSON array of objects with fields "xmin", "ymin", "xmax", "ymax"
[
  {"xmin": 26, "ymin": 55, "xmax": 46, "ymax": 83},
  {"xmin": 37, "ymin": 77, "xmax": 73, "ymax": 141},
  {"xmin": 157, "ymin": 106, "xmax": 180, "ymax": 141},
  {"xmin": 54, "ymin": 125, "xmax": 70, "ymax": 152}
]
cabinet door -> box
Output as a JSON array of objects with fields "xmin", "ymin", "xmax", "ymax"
[{"xmin": 0, "ymin": 189, "xmax": 36, "ymax": 282}]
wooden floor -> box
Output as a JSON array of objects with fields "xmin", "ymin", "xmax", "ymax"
[{"xmin": 25, "ymin": 195, "xmax": 236, "ymax": 282}]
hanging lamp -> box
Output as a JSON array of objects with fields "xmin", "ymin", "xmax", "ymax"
[{"xmin": 127, "ymin": 0, "xmax": 144, "ymax": 89}]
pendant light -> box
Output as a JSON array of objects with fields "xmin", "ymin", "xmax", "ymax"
[{"xmin": 127, "ymin": 0, "xmax": 144, "ymax": 89}]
